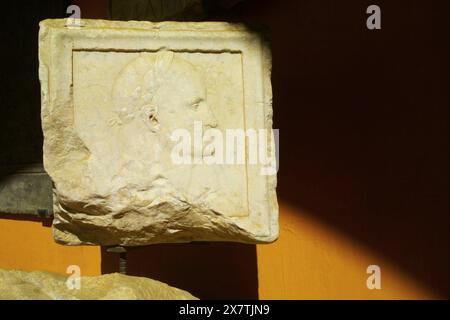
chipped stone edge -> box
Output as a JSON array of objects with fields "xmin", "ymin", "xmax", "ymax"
[{"xmin": 38, "ymin": 19, "xmax": 279, "ymax": 246}]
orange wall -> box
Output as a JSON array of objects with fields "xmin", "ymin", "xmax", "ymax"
[
  {"xmin": 0, "ymin": 208, "xmax": 441, "ymax": 299},
  {"xmin": 257, "ymin": 202, "xmax": 440, "ymax": 299},
  {"xmin": 0, "ymin": 215, "xmax": 101, "ymax": 276}
]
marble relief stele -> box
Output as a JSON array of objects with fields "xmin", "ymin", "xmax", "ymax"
[{"xmin": 39, "ymin": 19, "xmax": 278, "ymax": 245}]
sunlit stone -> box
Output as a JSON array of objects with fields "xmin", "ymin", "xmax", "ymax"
[{"xmin": 39, "ymin": 19, "xmax": 278, "ymax": 245}]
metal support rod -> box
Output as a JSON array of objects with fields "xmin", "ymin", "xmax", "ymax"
[
  {"xmin": 106, "ymin": 246, "xmax": 127, "ymax": 275},
  {"xmin": 119, "ymin": 251, "xmax": 127, "ymax": 275}
]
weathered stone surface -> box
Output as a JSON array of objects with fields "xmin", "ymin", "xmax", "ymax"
[
  {"xmin": 39, "ymin": 19, "xmax": 278, "ymax": 246},
  {"xmin": 0, "ymin": 269, "xmax": 197, "ymax": 300}
]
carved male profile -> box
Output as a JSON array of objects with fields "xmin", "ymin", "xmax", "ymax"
[{"xmin": 39, "ymin": 19, "xmax": 278, "ymax": 245}]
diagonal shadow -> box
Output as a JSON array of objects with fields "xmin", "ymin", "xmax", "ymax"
[{"xmin": 208, "ymin": 0, "xmax": 449, "ymax": 297}]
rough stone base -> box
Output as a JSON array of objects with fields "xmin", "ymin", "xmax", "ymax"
[{"xmin": 0, "ymin": 269, "xmax": 197, "ymax": 300}]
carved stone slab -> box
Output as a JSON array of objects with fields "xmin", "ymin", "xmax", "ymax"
[{"xmin": 39, "ymin": 19, "xmax": 278, "ymax": 245}]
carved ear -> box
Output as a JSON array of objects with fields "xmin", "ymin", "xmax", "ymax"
[{"xmin": 142, "ymin": 104, "xmax": 159, "ymax": 132}]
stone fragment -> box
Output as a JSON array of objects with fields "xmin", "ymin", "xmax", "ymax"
[
  {"xmin": 39, "ymin": 19, "xmax": 278, "ymax": 245},
  {"xmin": 0, "ymin": 269, "xmax": 197, "ymax": 300}
]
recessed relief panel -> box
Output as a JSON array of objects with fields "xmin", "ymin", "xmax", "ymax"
[{"xmin": 73, "ymin": 50, "xmax": 249, "ymax": 218}]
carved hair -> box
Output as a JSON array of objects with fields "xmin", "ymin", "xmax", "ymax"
[{"xmin": 109, "ymin": 51, "xmax": 176, "ymax": 131}]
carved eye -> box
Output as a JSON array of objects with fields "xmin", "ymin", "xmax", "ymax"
[{"xmin": 190, "ymin": 99, "xmax": 203, "ymax": 110}]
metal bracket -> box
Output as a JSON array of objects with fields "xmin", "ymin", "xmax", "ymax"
[
  {"xmin": 106, "ymin": 246, "xmax": 128, "ymax": 275},
  {"xmin": 0, "ymin": 163, "xmax": 53, "ymax": 217}
]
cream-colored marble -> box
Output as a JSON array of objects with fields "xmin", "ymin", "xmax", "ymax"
[
  {"xmin": 39, "ymin": 19, "xmax": 277, "ymax": 245},
  {"xmin": 0, "ymin": 269, "xmax": 197, "ymax": 300}
]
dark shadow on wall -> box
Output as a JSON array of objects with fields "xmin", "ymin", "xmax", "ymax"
[
  {"xmin": 101, "ymin": 243, "xmax": 259, "ymax": 300},
  {"xmin": 208, "ymin": 0, "xmax": 449, "ymax": 297},
  {"xmin": 0, "ymin": 213, "xmax": 52, "ymax": 227},
  {"xmin": 0, "ymin": 1, "xmax": 69, "ymax": 168}
]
